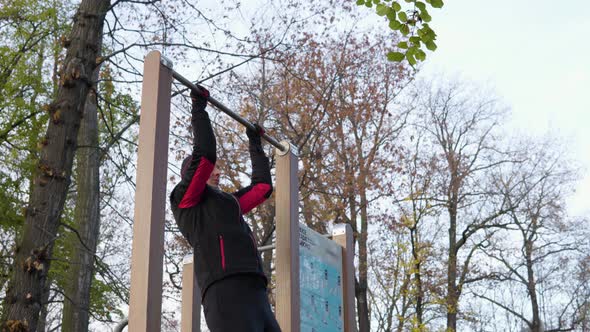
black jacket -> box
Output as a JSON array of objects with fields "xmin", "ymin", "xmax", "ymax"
[{"xmin": 170, "ymin": 104, "xmax": 273, "ymax": 298}]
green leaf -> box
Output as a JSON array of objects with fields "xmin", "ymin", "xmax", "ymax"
[
  {"xmin": 416, "ymin": 49, "xmax": 427, "ymax": 61},
  {"xmin": 392, "ymin": 2, "xmax": 401, "ymax": 11},
  {"xmin": 397, "ymin": 41, "xmax": 409, "ymax": 49},
  {"xmin": 430, "ymin": 0, "xmax": 444, "ymax": 8},
  {"xmin": 425, "ymin": 40, "xmax": 437, "ymax": 51},
  {"xmin": 356, "ymin": 0, "xmax": 365, "ymax": 5},
  {"xmin": 365, "ymin": 1, "xmax": 373, "ymax": 7},
  {"xmin": 429, "ymin": 32, "xmax": 437, "ymax": 43},
  {"xmin": 387, "ymin": 51, "xmax": 405, "ymax": 62},
  {"xmin": 376, "ymin": 4, "xmax": 389, "ymax": 16},
  {"xmin": 401, "ymin": 24, "xmax": 410, "ymax": 35},
  {"xmin": 409, "ymin": 36, "xmax": 421, "ymax": 45},
  {"xmin": 398, "ymin": 11, "xmax": 408, "ymax": 22},
  {"xmin": 407, "ymin": 52, "xmax": 417, "ymax": 65},
  {"xmin": 418, "ymin": 26, "xmax": 436, "ymax": 42},
  {"xmin": 420, "ymin": 11, "xmax": 432, "ymax": 22},
  {"xmin": 389, "ymin": 19, "xmax": 402, "ymax": 30},
  {"xmin": 417, "ymin": 27, "xmax": 425, "ymax": 38},
  {"xmin": 430, "ymin": 31, "xmax": 437, "ymax": 40},
  {"xmin": 415, "ymin": 1, "xmax": 426, "ymax": 11}
]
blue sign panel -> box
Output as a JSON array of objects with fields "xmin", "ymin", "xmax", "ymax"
[{"xmin": 299, "ymin": 224, "xmax": 344, "ymax": 332}]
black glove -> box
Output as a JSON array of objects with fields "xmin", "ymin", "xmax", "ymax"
[
  {"xmin": 190, "ymin": 85, "xmax": 209, "ymax": 112},
  {"xmin": 246, "ymin": 123, "xmax": 265, "ymax": 146}
]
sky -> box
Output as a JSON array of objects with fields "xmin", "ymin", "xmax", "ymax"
[{"xmin": 418, "ymin": 0, "xmax": 590, "ymax": 216}]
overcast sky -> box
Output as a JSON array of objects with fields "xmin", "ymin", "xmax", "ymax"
[{"xmin": 418, "ymin": 0, "xmax": 590, "ymax": 216}]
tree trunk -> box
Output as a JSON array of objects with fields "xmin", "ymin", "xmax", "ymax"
[
  {"xmin": 61, "ymin": 61, "xmax": 102, "ymax": 332},
  {"xmin": 525, "ymin": 236, "xmax": 541, "ymax": 332},
  {"xmin": 34, "ymin": 283, "xmax": 51, "ymax": 332},
  {"xmin": 446, "ymin": 199, "xmax": 458, "ymax": 332},
  {"xmin": 411, "ymin": 227, "xmax": 424, "ymax": 326},
  {"xmin": 395, "ymin": 272, "xmax": 411, "ymax": 332},
  {"xmin": 1, "ymin": 1, "xmax": 109, "ymax": 330},
  {"xmin": 357, "ymin": 189, "xmax": 370, "ymax": 332},
  {"xmin": 346, "ymin": 192, "xmax": 363, "ymax": 332}
]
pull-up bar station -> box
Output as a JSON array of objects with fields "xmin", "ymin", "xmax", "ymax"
[{"xmin": 126, "ymin": 51, "xmax": 356, "ymax": 332}]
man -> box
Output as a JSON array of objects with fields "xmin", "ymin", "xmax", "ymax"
[{"xmin": 170, "ymin": 86, "xmax": 281, "ymax": 332}]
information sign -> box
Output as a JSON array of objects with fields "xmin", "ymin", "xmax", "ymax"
[{"xmin": 299, "ymin": 224, "xmax": 344, "ymax": 332}]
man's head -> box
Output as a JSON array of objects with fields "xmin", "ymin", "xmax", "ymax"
[
  {"xmin": 207, "ymin": 164, "xmax": 220, "ymax": 187},
  {"xmin": 181, "ymin": 156, "xmax": 221, "ymax": 188}
]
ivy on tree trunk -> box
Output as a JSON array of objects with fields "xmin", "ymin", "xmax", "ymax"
[{"xmin": 1, "ymin": 0, "xmax": 110, "ymax": 330}]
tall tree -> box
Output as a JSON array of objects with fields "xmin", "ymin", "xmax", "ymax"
[
  {"xmin": 415, "ymin": 79, "xmax": 514, "ymax": 331},
  {"xmin": 477, "ymin": 139, "xmax": 588, "ymax": 332},
  {"xmin": 0, "ymin": 0, "xmax": 69, "ymax": 322},
  {"xmin": 200, "ymin": 30, "xmax": 413, "ymax": 331},
  {"xmin": 368, "ymin": 225, "xmax": 413, "ymax": 332},
  {"xmin": 60, "ymin": 48, "xmax": 102, "ymax": 332},
  {"xmin": 1, "ymin": 0, "xmax": 110, "ymax": 330},
  {"xmin": 249, "ymin": 32, "xmax": 412, "ymax": 331},
  {"xmin": 381, "ymin": 130, "xmax": 445, "ymax": 331},
  {"xmin": 320, "ymin": 36, "xmax": 411, "ymax": 332}
]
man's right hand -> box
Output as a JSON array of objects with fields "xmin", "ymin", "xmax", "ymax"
[
  {"xmin": 246, "ymin": 123, "xmax": 265, "ymax": 144},
  {"xmin": 191, "ymin": 85, "xmax": 209, "ymax": 111}
]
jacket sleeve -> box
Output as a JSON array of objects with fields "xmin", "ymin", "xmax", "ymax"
[
  {"xmin": 233, "ymin": 139, "xmax": 273, "ymax": 214},
  {"xmin": 171, "ymin": 106, "xmax": 216, "ymax": 209}
]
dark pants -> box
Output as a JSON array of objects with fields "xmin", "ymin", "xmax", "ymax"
[{"xmin": 203, "ymin": 275, "xmax": 282, "ymax": 332}]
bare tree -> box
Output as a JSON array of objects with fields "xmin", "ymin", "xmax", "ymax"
[
  {"xmin": 415, "ymin": 79, "xmax": 515, "ymax": 331},
  {"xmin": 316, "ymin": 35, "xmax": 412, "ymax": 332},
  {"xmin": 368, "ymin": 225, "xmax": 414, "ymax": 332},
  {"xmin": 375, "ymin": 129, "xmax": 447, "ymax": 331},
  {"xmin": 212, "ymin": 31, "xmax": 414, "ymax": 331},
  {"xmin": 477, "ymin": 138, "xmax": 589, "ymax": 332}
]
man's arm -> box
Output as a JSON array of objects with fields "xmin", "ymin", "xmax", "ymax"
[
  {"xmin": 233, "ymin": 125, "xmax": 273, "ymax": 214},
  {"xmin": 172, "ymin": 87, "xmax": 216, "ymax": 209}
]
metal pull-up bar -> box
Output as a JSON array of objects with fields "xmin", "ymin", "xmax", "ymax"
[{"xmin": 159, "ymin": 57, "xmax": 287, "ymax": 152}]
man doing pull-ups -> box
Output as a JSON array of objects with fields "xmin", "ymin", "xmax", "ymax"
[{"xmin": 170, "ymin": 87, "xmax": 281, "ymax": 332}]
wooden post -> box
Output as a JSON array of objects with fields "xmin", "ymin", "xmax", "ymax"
[
  {"xmin": 275, "ymin": 142, "xmax": 300, "ymax": 332},
  {"xmin": 128, "ymin": 50, "xmax": 172, "ymax": 332},
  {"xmin": 332, "ymin": 224, "xmax": 357, "ymax": 332},
  {"xmin": 181, "ymin": 256, "xmax": 201, "ymax": 332}
]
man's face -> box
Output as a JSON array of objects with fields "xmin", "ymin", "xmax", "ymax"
[{"xmin": 207, "ymin": 164, "xmax": 221, "ymax": 187}]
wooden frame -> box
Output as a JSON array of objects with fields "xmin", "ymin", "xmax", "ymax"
[
  {"xmin": 181, "ymin": 256, "xmax": 200, "ymax": 332},
  {"xmin": 128, "ymin": 51, "xmax": 172, "ymax": 332},
  {"xmin": 275, "ymin": 142, "xmax": 301, "ymax": 332},
  {"xmin": 129, "ymin": 50, "xmax": 356, "ymax": 332},
  {"xmin": 332, "ymin": 224, "xmax": 357, "ymax": 332}
]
